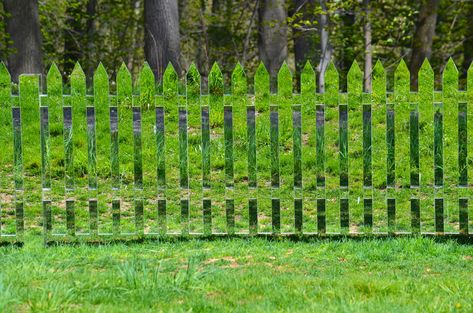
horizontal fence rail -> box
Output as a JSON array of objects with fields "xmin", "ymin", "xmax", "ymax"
[{"xmin": 0, "ymin": 58, "xmax": 473, "ymax": 244}]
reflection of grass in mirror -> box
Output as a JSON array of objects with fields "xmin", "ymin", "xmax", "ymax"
[{"xmin": 0, "ymin": 60, "xmax": 471, "ymax": 237}]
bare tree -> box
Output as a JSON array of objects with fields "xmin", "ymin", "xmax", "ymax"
[
  {"xmin": 409, "ymin": 0, "xmax": 439, "ymax": 89},
  {"xmin": 258, "ymin": 0, "xmax": 288, "ymax": 90},
  {"xmin": 363, "ymin": 0, "xmax": 372, "ymax": 92},
  {"xmin": 317, "ymin": 0, "xmax": 332, "ymax": 92},
  {"xmin": 144, "ymin": 0, "xmax": 182, "ymax": 80},
  {"xmin": 4, "ymin": 0, "xmax": 43, "ymax": 82}
]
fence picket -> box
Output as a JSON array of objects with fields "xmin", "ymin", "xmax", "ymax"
[
  {"xmin": 137, "ymin": 63, "xmax": 156, "ymax": 233},
  {"xmin": 300, "ymin": 61, "xmax": 316, "ymax": 232},
  {"xmin": 186, "ymin": 63, "xmax": 201, "ymax": 234},
  {"xmin": 418, "ymin": 59, "xmax": 434, "ymax": 232},
  {"xmin": 19, "ymin": 75, "xmax": 41, "ymax": 235},
  {"xmin": 162, "ymin": 63, "xmax": 181, "ymax": 233},
  {"xmin": 371, "ymin": 60, "xmax": 386, "ymax": 232},
  {"xmin": 114, "ymin": 63, "xmax": 133, "ymax": 234},
  {"xmin": 45, "ymin": 63, "xmax": 62, "ymax": 235},
  {"xmin": 442, "ymin": 58, "xmax": 459, "ymax": 233},
  {"xmin": 69, "ymin": 63, "xmax": 86, "ymax": 234},
  {"xmin": 254, "ymin": 62, "xmax": 270, "ymax": 231},
  {"xmin": 347, "ymin": 60, "xmax": 363, "ymax": 231},
  {"xmin": 464, "ymin": 62, "xmax": 473, "ymax": 234},
  {"xmin": 393, "ymin": 59, "xmax": 410, "ymax": 232},
  {"xmin": 324, "ymin": 62, "xmax": 339, "ymax": 232},
  {"xmin": 0, "ymin": 64, "xmax": 11, "ymax": 234},
  {"xmin": 277, "ymin": 62, "xmax": 293, "ymax": 232},
  {"xmin": 231, "ymin": 63, "xmax": 247, "ymax": 233},
  {"xmin": 208, "ymin": 63, "xmax": 224, "ymax": 234}
]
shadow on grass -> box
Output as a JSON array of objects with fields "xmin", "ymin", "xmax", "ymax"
[{"xmin": 40, "ymin": 232, "xmax": 473, "ymax": 247}]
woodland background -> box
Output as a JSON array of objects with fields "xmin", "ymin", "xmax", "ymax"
[{"xmin": 0, "ymin": 0, "xmax": 471, "ymax": 91}]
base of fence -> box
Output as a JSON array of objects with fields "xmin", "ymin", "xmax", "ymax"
[
  {"xmin": 43, "ymin": 231, "xmax": 473, "ymax": 246},
  {"xmin": 0, "ymin": 234, "xmax": 24, "ymax": 247}
]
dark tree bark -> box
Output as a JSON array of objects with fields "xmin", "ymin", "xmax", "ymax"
[
  {"xmin": 63, "ymin": 0, "xmax": 96, "ymax": 81},
  {"xmin": 317, "ymin": 0, "xmax": 332, "ymax": 92},
  {"xmin": 291, "ymin": 0, "xmax": 318, "ymax": 79},
  {"xmin": 258, "ymin": 0, "xmax": 288, "ymax": 89},
  {"xmin": 208, "ymin": 0, "xmax": 235, "ymax": 74},
  {"xmin": 4, "ymin": 0, "xmax": 43, "ymax": 82},
  {"xmin": 462, "ymin": 3, "xmax": 473, "ymax": 80},
  {"xmin": 63, "ymin": 1, "xmax": 84, "ymax": 77},
  {"xmin": 409, "ymin": 0, "xmax": 439, "ymax": 89},
  {"xmin": 85, "ymin": 0, "xmax": 97, "ymax": 80},
  {"xmin": 144, "ymin": 0, "xmax": 182, "ymax": 80},
  {"xmin": 363, "ymin": 0, "xmax": 372, "ymax": 92},
  {"xmin": 178, "ymin": 0, "xmax": 188, "ymax": 21},
  {"xmin": 197, "ymin": 0, "xmax": 210, "ymax": 89}
]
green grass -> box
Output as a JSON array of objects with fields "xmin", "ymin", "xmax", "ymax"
[{"xmin": 0, "ymin": 237, "xmax": 472, "ymax": 312}]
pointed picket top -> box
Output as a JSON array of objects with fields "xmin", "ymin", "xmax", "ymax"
[
  {"xmin": 277, "ymin": 61, "xmax": 292, "ymax": 101},
  {"xmin": 186, "ymin": 62, "xmax": 200, "ymax": 106},
  {"xmin": 347, "ymin": 60, "xmax": 362, "ymax": 108},
  {"xmin": 372, "ymin": 60, "xmax": 386, "ymax": 104},
  {"xmin": 0, "ymin": 62, "xmax": 11, "ymax": 105},
  {"xmin": 163, "ymin": 62, "xmax": 177, "ymax": 102},
  {"xmin": 46, "ymin": 63, "xmax": 62, "ymax": 102},
  {"xmin": 324, "ymin": 61, "xmax": 339, "ymax": 106},
  {"xmin": 116, "ymin": 62, "xmax": 132, "ymax": 106},
  {"xmin": 394, "ymin": 59, "xmax": 410, "ymax": 103},
  {"xmin": 254, "ymin": 62, "xmax": 269, "ymax": 111},
  {"xmin": 254, "ymin": 62, "xmax": 269, "ymax": 96},
  {"xmin": 0, "ymin": 61, "xmax": 10, "ymax": 83},
  {"xmin": 70, "ymin": 62, "xmax": 85, "ymax": 89},
  {"xmin": 442, "ymin": 57, "xmax": 458, "ymax": 104},
  {"xmin": 209, "ymin": 62, "xmax": 224, "ymax": 97},
  {"xmin": 418, "ymin": 58, "xmax": 434, "ymax": 106},
  {"xmin": 139, "ymin": 62, "xmax": 156, "ymax": 107},
  {"xmin": 70, "ymin": 62, "xmax": 86, "ymax": 108},
  {"xmin": 93, "ymin": 62, "xmax": 109, "ymax": 107},
  {"xmin": 468, "ymin": 62, "xmax": 473, "ymax": 103},
  {"xmin": 301, "ymin": 61, "xmax": 315, "ymax": 99},
  {"xmin": 231, "ymin": 62, "xmax": 247, "ymax": 96}
]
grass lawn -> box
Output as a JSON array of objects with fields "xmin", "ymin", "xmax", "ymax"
[{"xmin": 0, "ymin": 237, "xmax": 472, "ymax": 312}]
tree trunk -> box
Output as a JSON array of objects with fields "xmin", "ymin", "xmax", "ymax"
[
  {"xmin": 317, "ymin": 0, "xmax": 332, "ymax": 92},
  {"xmin": 86, "ymin": 0, "xmax": 97, "ymax": 81},
  {"xmin": 258, "ymin": 0, "xmax": 288, "ymax": 90},
  {"xmin": 409, "ymin": 0, "xmax": 439, "ymax": 89},
  {"xmin": 64, "ymin": 0, "xmax": 86, "ymax": 77},
  {"xmin": 144, "ymin": 0, "xmax": 182, "ymax": 80},
  {"xmin": 462, "ymin": 3, "xmax": 473, "ymax": 80},
  {"xmin": 291, "ymin": 0, "xmax": 318, "ymax": 79},
  {"xmin": 363, "ymin": 0, "xmax": 372, "ymax": 92},
  {"xmin": 197, "ymin": 0, "xmax": 210, "ymax": 90},
  {"xmin": 4, "ymin": 0, "xmax": 43, "ymax": 82}
]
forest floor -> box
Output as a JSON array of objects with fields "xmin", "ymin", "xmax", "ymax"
[{"xmin": 0, "ymin": 237, "xmax": 472, "ymax": 312}]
